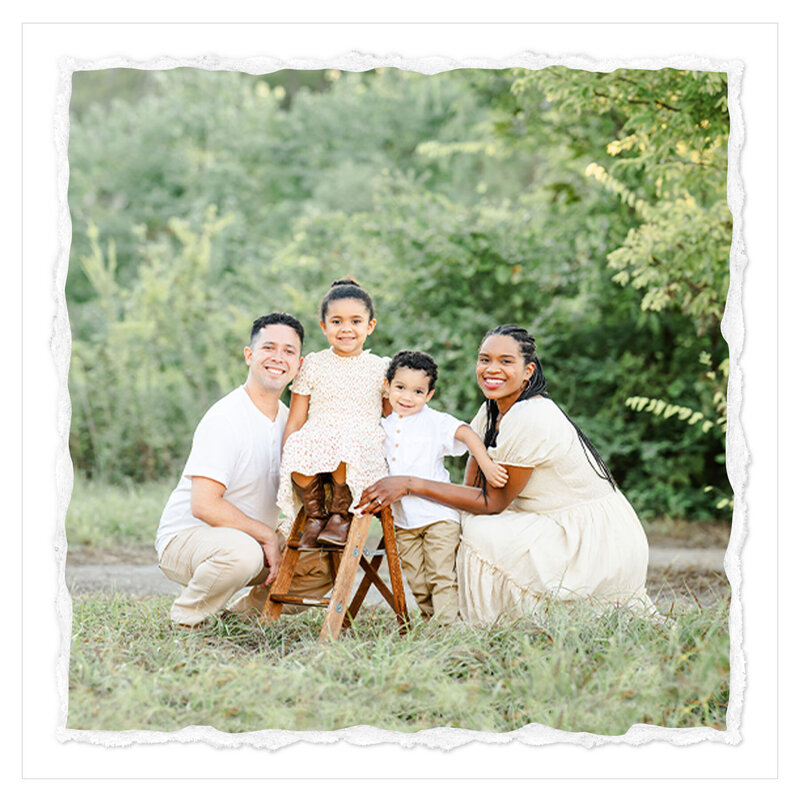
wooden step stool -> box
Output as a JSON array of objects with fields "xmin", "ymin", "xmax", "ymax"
[{"xmin": 260, "ymin": 506, "xmax": 409, "ymax": 642}]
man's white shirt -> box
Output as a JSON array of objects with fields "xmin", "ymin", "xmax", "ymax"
[
  {"xmin": 381, "ymin": 405, "xmax": 468, "ymax": 529},
  {"xmin": 155, "ymin": 386, "xmax": 288, "ymax": 559}
]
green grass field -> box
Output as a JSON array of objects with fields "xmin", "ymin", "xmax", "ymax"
[
  {"xmin": 68, "ymin": 593, "xmax": 729, "ymax": 734},
  {"xmin": 65, "ymin": 477, "xmax": 172, "ymax": 549},
  {"xmin": 66, "ymin": 478, "xmax": 730, "ymax": 734}
]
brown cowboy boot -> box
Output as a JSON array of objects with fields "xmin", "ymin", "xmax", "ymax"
[
  {"xmin": 316, "ymin": 480, "xmax": 353, "ymax": 547},
  {"xmin": 293, "ymin": 474, "xmax": 329, "ymax": 549}
]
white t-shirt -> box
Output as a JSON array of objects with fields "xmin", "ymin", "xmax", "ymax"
[
  {"xmin": 381, "ymin": 405, "xmax": 468, "ymax": 529},
  {"xmin": 155, "ymin": 386, "xmax": 289, "ymax": 559}
]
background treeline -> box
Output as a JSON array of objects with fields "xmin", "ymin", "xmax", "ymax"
[{"xmin": 67, "ymin": 66, "xmax": 732, "ymax": 519}]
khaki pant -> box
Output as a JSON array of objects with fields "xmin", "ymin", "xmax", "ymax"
[
  {"xmin": 395, "ymin": 519, "xmax": 461, "ymax": 624},
  {"xmin": 159, "ymin": 526, "xmax": 333, "ymax": 626}
]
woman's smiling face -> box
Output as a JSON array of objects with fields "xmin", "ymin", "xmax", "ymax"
[{"xmin": 476, "ymin": 334, "xmax": 536, "ymax": 412}]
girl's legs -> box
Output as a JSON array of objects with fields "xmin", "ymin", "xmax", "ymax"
[
  {"xmin": 317, "ymin": 462, "xmax": 353, "ymax": 547},
  {"xmin": 292, "ymin": 471, "xmax": 330, "ymax": 549}
]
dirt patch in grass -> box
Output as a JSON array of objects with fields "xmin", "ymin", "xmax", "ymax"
[
  {"xmin": 645, "ymin": 518, "xmax": 731, "ymax": 550},
  {"xmin": 67, "ymin": 519, "xmax": 732, "ymax": 567},
  {"xmin": 67, "ymin": 544, "xmax": 158, "ymax": 566},
  {"xmin": 647, "ymin": 566, "xmax": 730, "ymax": 610}
]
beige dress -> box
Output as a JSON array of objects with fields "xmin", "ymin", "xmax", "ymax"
[
  {"xmin": 457, "ymin": 397, "xmax": 654, "ymax": 624},
  {"xmin": 277, "ymin": 348, "xmax": 390, "ymax": 520}
]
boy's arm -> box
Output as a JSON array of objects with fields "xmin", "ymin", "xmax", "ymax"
[
  {"xmin": 281, "ymin": 392, "xmax": 310, "ymax": 450},
  {"xmin": 454, "ymin": 424, "xmax": 508, "ymax": 487}
]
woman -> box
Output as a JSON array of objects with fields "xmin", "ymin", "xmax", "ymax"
[{"xmin": 358, "ymin": 324, "xmax": 654, "ymax": 624}]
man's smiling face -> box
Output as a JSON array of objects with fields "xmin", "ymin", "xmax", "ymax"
[{"xmin": 244, "ymin": 323, "xmax": 302, "ymax": 395}]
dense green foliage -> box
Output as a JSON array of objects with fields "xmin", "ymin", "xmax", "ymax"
[
  {"xmin": 68, "ymin": 594, "xmax": 729, "ymax": 733},
  {"xmin": 67, "ymin": 66, "xmax": 732, "ymax": 517}
]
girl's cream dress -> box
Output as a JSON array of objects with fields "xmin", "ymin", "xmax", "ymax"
[{"xmin": 277, "ymin": 348, "xmax": 389, "ymax": 522}]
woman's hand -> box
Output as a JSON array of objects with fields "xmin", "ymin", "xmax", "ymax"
[{"xmin": 357, "ymin": 477, "xmax": 411, "ymax": 514}]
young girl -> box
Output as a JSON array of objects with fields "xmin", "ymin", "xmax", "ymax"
[{"xmin": 277, "ymin": 279, "xmax": 390, "ymax": 548}]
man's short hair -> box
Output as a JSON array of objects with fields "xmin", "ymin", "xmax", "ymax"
[
  {"xmin": 250, "ymin": 313, "xmax": 305, "ymax": 346},
  {"xmin": 386, "ymin": 350, "xmax": 439, "ymax": 392}
]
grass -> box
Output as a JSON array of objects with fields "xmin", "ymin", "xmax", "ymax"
[
  {"xmin": 65, "ymin": 477, "xmax": 732, "ymax": 554},
  {"xmin": 68, "ymin": 593, "xmax": 729, "ymax": 734},
  {"xmin": 66, "ymin": 477, "xmax": 731, "ymax": 734},
  {"xmin": 66, "ymin": 476, "xmax": 172, "ymax": 549}
]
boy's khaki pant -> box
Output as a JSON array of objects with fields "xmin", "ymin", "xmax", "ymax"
[
  {"xmin": 159, "ymin": 526, "xmax": 333, "ymax": 626},
  {"xmin": 395, "ymin": 520, "xmax": 460, "ymax": 624}
]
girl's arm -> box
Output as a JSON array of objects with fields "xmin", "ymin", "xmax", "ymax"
[
  {"xmin": 454, "ymin": 424, "xmax": 508, "ymax": 488},
  {"xmin": 281, "ymin": 392, "xmax": 310, "ymax": 450},
  {"xmin": 356, "ymin": 463, "xmax": 533, "ymax": 517}
]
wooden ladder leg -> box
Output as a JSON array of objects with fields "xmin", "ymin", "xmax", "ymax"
[
  {"xmin": 342, "ymin": 543, "xmax": 385, "ymax": 632},
  {"xmin": 380, "ymin": 507, "xmax": 410, "ymax": 632},
  {"xmin": 260, "ymin": 510, "xmax": 305, "ymax": 622},
  {"xmin": 318, "ymin": 514, "xmax": 372, "ymax": 642}
]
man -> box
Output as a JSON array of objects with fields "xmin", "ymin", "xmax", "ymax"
[{"xmin": 155, "ymin": 312, "xmax": 332, "ymax": 627}]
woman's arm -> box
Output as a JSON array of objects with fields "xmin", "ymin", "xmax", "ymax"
[
  {"xmin": 357, "ymin": 463, "xmax": 533, "ymax": 517},
  {"xmin": 281, "ymin": 392, "xmax": 310, "ymax": 450}
]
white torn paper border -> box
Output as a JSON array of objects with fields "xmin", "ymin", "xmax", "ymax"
[{"xmin": 53, "ymin": 50, "xmax": 745, "ymax": 749}]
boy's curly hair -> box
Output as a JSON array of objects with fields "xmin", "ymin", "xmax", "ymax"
[{"xmin": 386, "ymin": 350, "xmax": 438, "ymax": 392}]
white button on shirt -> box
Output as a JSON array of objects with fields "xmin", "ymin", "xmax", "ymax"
[{"xmin": 381, "ymin": 405, "xmax": 468, "ymax": 529}]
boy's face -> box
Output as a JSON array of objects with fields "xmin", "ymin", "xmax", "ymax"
[{"xmin": 385, "ymin": 367, "xmax": 434, "ymax": 418}]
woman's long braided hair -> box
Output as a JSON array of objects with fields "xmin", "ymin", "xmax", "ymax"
[{"xmin": 476, "ymin": 324, "xmax": 617, "ymax": 492}]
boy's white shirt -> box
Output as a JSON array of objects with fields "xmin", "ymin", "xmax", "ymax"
[{"xmin": 381, "ymin": 405, "xmax": 468, "ymax": 529}]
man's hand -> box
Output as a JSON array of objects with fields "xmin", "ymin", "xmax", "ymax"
[{"xmin": 260, "ymin": 535, "xmax": 282, "ymax": 586}]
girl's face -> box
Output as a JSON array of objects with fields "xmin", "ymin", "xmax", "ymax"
[
  {"xmin": 320, "ymin": 297, "xmax": 376, "ymax": 357},
  {"xmin": 476, "ymin": 334, "xmax": 536, "ymax": 412}
]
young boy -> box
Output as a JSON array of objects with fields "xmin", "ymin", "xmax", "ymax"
[{"xmin": 382, "ymin": 350, "xmax": 508, "ymax": 624}]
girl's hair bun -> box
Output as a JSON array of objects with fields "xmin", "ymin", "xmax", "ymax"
[{"xmin": 320, "ymin": 277, "xmax": 375, "ymax": 320}]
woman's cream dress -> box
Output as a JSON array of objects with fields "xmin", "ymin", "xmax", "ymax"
[{"xmin": 457, "ymin": 397, "xmax": 654, "ymax": 624}]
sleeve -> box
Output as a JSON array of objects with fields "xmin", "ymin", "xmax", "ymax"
[
  {"xmin": 183, "ymin": 409, "xmax": 239, "ymax": 488},
  {"xmin": 290, "ymin": 351, "xmax": 315, "ymax": 395},
  {"xmin": 469, "ymin": 404, "xmax": 487, "ymax": 438},
  {"xmin": 375, "ymin": 354, "xmax": 391, "ymax": 393},
  {"xmin": 438, "ymin": 411, "xmax": 469, "ymax": 457},
  {"xmin": 492, "ymin": 401, "xmax": 557, "ymax": 468}
]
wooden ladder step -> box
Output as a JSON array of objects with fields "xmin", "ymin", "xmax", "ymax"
[
  {"xmin": 285, "ymin": 541, "xmax": 346, "ymax": 553},
  {"xmin": 267, "ymin": 593, "xmax": 330, "ymax": 607},
  {"xmin": 262, "ymin": 506, "xmax": 409, "ymax": 641}
]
